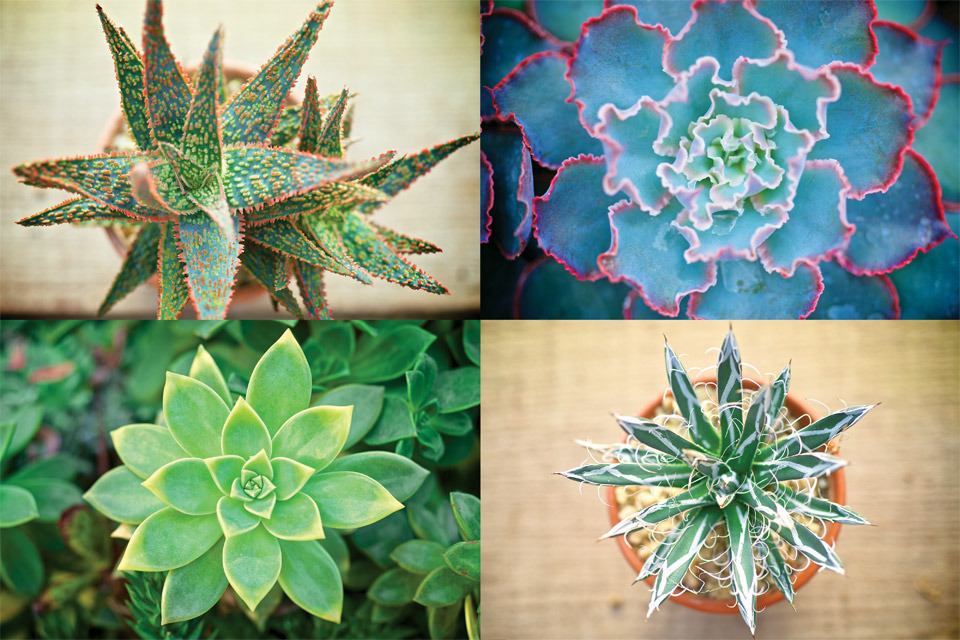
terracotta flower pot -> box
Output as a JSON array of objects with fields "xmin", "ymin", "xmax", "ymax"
[{"xmin": 605, "ymin": 376, "xmax": 846, "ymax": 615}]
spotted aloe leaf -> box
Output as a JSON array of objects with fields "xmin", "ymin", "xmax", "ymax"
[
  {"xmin": 83, "ymin": 330, "xmax": 406, "ymax": 623},
  {"xmin": 97, "ymin": 222, "xmax": 161, "ymax": 316},
  {"xmin": 559, "ymin": 329, "xmax": 874, "ymax": 631}
]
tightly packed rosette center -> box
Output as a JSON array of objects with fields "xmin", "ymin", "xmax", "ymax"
[
  {"xmin": 481, "ymin": 0, "xmax": 958, "ymax": 319},
  {"xmin": 83, "ymin": 330, "xmax": 403, "ymax": 624}
]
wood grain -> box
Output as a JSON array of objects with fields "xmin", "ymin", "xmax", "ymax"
[
  {"xmin": 0, "ymin": 0, "xmax": 478, "ymax": 318},
  {"xmin": 481, "ymin": 320, "xmax": 960, "ymax": 640}
]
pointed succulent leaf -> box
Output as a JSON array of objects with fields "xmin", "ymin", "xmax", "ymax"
[
  {"xmin": 647, "ymin": 507, "xmax": 722, "ymax": 615},
  {"xmin": 270, "ymin": 457, "xmax": 315, "ymax": 501},
  {"xmin": 163, "ymin": 372, "xmax": 229, "ymax": 458},
  {"xmin": 6, "ymin": 478, "xmax": 81, "ymax": 522},
  {"xmin": 326, "ymin": 452, "xmax": 429, "ymax": 503},
  {"xmin": 246, "ymin": 219, "xmax": 340, "ymax": 271},
  {"xmin": 188, "ymin": 344, "xmax": 231, "ymax": 405},
  {"xmin": 245, "ymin": 182, "xmax": 387, "ymax": 226},
  {"xmin": 433, "ymin": 367, "xmax": 480, "ymax": 413},
  {"xmin": 271, "ymin": 104, "xmax": 303, "ymax": 147},
  {"xmin": 761, "ymin": 530, "xmax": 794, "ymax": 604},
  {"xmin": 186, "ymin": 177, "xmax": 235, "ymax": 242},
  {"xmin": 179, "ymin": 28, "xmax": 223, "ymax": 171},
  {"xmin": 716, "ymin": 328, "xmax": 743, "ymax": 453},
  {"xmin": 241, "ymin": 243, "xmax": 289, "ymax": 294},
  {"xmin": 118, "ymin": 508, "xmax": 222, "ymax": 571},
  {"xmin": 243, "ymin": 493, "xmax": 277, "ymax": 520},
  {"xmin": 755, "ymin": 451, "xmax": 848, "ymax": 484},
  {"xmin": 221, "ymin": 397, "xmax": 272, "ymax": 458},
  {"xmin": 301, "ymin": 471, "xmax": 403, "ymax": 529},
  {"xmin": 450, "ymin": 492, "xmax": 480, "ymax": 543},
  {"xmin": 221, "ymin": 3, "xmax": 332, "ymax": 145},
  {"xmin": 176, "ymin": 211, "xmax": 241, "ymax": 320},
  {"xmin": 262, "ymin": 492, "xmax": 324, "ymax": 541},
  {"xmin": 770, "ymin": 517, "xmax": 844, "ymax": 574},
  {"xmin": 664, "ymin": 342, "xmax": 719, "ymax": 451},
  {"xmin": 98, "ymin": 222, "xmax": 161, "ymax": 316},
  {"xmin": 142, "ymin": 0, "xmax": 190, "ymax": 146},
  {"xmin": 724, "ymin": 501, "xmax": 758, "ymax": 634},
  {"xmin": 350, "ymin": 324, "xmax": 436, "ymax": 382},
  {"xmin": 297, "ymin": 76, "xmax": 323, "ymax": 153},
  {"xmin": 558, "ymin": 461, "xmax": 693, "ymax": 488},
  {"xmin": 774, "ymin": 405, "xmax": 875, "ymax": 458},
  {"xmin": 602, "ymin": 481, "xmax": 710, "ymax": 539},
  {"xmin": 277, "ymin": 539, "xmax": 342, "ymax": 623},
  {"xmin": 729, "ymin": 384, "xmax": 773, "ymax": 474},
  {"xmin": 414, "ymin": 566, "xmax": 474, "ymax": 608},
  {"xmin": 205, "ymin": 456, "xmax": 244, "ymax": 495},
  {"xmin": 739, "ymin": 479, "xmax": 796, "ymax": 530},
  {"xmin": 361, "ymin": 133, "xmax": 479, "ymax": 198},
  {"xmin": 301, "ymin": 218, "xmax": 374, "ymax": 283},
  {"xmin": 157, "ymin": 221, "xmax": 189, "ymax": 319},
  {"xmin": 774, "ymin": 485, "xmax": 870, "ymax": 525},
  {"xmin": 367, "ymin": 567, "xmax": 421, "ymax": 606},
  {"xmin": 272, "ymin": 406, "xmax": 352, "ymax": 471},
  {"xmin": 16, "ymin": 197, "xmax": 134, "ymax": 227},
  {"xmin": 390, "ymin": 540, "xmax": 447, "ymax": 575},
  {"xmin": 97, "ymin": 5, "xmax": 152, "ymax": 149},
  {"xmin": 223, "ymin": 524, "xmax": 281, "ymax": 611},
  {"xmin": 365, "ymin": 396, "xmax": 416, "ymax": 445},
  {"xmin": 242, "ymin": 449, "xmax": 273, "ymax": 478},
  {"xmin": 636, "ymin": 527, "xmax": 682, "ymax": 582},
  {"xmin": 0, "ymin": 485, "xmax": 39, "ymax": 527},
  {"xmin": 246, "ymin": 330, "xmax": 311, "ymax": 436},
  {"xmin": 293, "ymin": 261, "xmax": 332, "ymax": 320},
  {"xmin": 84, "ymin": 466, "xmax": 166, "ymax": 525},
  {"xmin": 111, "ymin": 423, "xmax": 188, "ymax": 480},
  {"xmin": 0, "ymin": 527, "xmax": 43, "ymax": 596},
  {"xmin": 319, "ymin": 386, "xmax": 386, "ymax": 449},
  {"xmin": 316, "ymin": 88, "xmax": 348, "ymax": 158},
  {"xmin": 369, "ymin": 222, "xmax": 442, "ymax": 255},
  {"xmin": 161, "ymin": 537, "xmax": 228, "ymax": 624},
  {"xmin": 614, "ymin": 414, "xmax": 706, "ymax": 461},
  {"xmin": 142, "ymin": 458, "xmax": 223, "ymax": 515},
  {"xmin": 217, "ymin": 496, "xmax": 260, "ymax": 538},
  {"xmin": 444, "ymin": 541, "xmax": 480, "ymax": 582},
  {"xmin": 432, "ymin": 411, "xmax": 473, "ymax": 437}
]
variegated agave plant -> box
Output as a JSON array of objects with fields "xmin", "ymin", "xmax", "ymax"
[
  {"xmin": 13, "ymin": 0, "xmax": 477, "ymax": 319},
  {"xmin": 559, "ymin": 329, "xmax": 874, "ymax": 633}
]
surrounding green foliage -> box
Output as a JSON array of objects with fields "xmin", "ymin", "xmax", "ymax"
[
  {"xmin": 560, "ymin": 328, "xmax": 873, "ymax": 633},
  {"xmin": 0, "ymin": 320, "xmax": 480, "ymax": 639}
]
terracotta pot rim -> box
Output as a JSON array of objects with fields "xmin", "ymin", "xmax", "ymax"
[{"xmin": 605, "ymin": 375, "xmax": 845, "ymax": 615}]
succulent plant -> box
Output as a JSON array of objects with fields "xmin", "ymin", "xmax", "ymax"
[
  {"xmin": 559, "ymin": 328, "xmax": 875, "ymax": 632},
  {"xmin": 83, "ymin": 329, "xmax": 420, "ymax": 624},
  {"xmin": 13, "ymin": 0, "xmax": 477, "ymax": 320},
  {"xmin": 367, "ymin": 491, "xmax": 481, "ymax": 640},
  {"xmin": 482, "ymin": 0, "xmax": 959, "ymax": 319}
]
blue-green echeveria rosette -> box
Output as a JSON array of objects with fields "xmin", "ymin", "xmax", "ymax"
[
  {"xmin": 83, "ymin": 330, "xmax": 406, "ymax": 624},
  {"xmin": 481, "ymin": 0, "xmax": 958, "ymax": 319}
]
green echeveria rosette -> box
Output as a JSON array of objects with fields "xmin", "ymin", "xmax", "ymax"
[{"xmin": 83, "ymin": 330, "xmax": 404, "ymax": 624}]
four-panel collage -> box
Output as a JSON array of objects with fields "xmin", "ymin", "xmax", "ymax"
[{"xmin": 0, "ymin": 1, "xmax": 957, "ymax": 639}]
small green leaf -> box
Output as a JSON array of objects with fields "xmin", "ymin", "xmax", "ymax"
[
  {"xmin": 223, "ymin": 524, "xmax": 281, "ymax": 611},
  {"xmin": 272, "ymin": 406, "xmax": 351, "ymax": 471},
  {"xmin": 390, "ymin": 540, "xmax": 447, "ymax": 574},
  {"xmin": 463, "ymin": 320, "xmax": 480, "ymax": 366},
  {"xmin": 0, "ymin": 485, "xmax": 38, "ymax": 527},
  {"xmin": 429, "ymin": 602, "xmax": 461, "ymax": 640},
  {"xmin": 444, "ymin": 541, "xmax": 480, "ymax": 582},
  {"xmin": 406, "ymin": 355, "xmax": 438, "ymax": 409},
  {"xmin": 0, "ymin": 422, "xmax": 15, "ymax": 460},
  {"xmin": 365, "ymin": 396, "xmax": 416, "ymax": 445},
  {"xmin": 432, "ymin": 411, "xmax": 473, "ymax": 436},
  {"xmin": 277, "ymin": 538, "xmax": 342, "ymax": 623},
  {"xmin": 142, "ymin": 458, "xmax": 222, "ymax": 515},
  {"xmin": 4, "ymin": 406, "xmax": 42, "ymax": 460},
  {"xmin": 243, "ymin": 493, "xmax": 277, "ymax": 520},
  {"xmin": 433, "ymin": 367, "xmax": 480, "ymax": 413},
  {"xmin": 118, "ymin": 508, "xmax": 222, "ymax": 572},
  {"xmin": 319, "ymin": 384, "xmax": 385, "ymax": 449},
  {"xmin": 217, "ymin": 496, "xmax": 260, "ymax": 538},
  {"xmin": 205, "ymin": 455, "xmax": 244, "ymax": 494},
  {"xmin": 326, "ymin": 452, "xmax": 428, "ymax": 503},
  {"xmin": 417, "ymin": 424, "xmax": 445, "ymax": 461},
  {"xmin": 84, "ymin": 467, "xmax": 166, "ymax": 525},
  {"xmin": 409, "ymin": 503, "xmax": 459, "ymax": 548},
  {"xmin": 161, "ymin": 537, "xmax": 228, "ymax": 624},
  {"xmin": 111, "ymin": 424, "xmax": 189, "ymax": 480},
  {"xmin": 0, "ymin": 527, "xmax": 43, "ymax": 596},
  {"xmin": 7, "ymin": 479, "xmax": 82, "ymax": 522},
  {"xmin": 302, "ymin": 471, "xmax": 403, "ymax": 529},
  {"xmin": 262, "ymin": 492, "xmax": 324, "ymax": 541},
  {"xmin": 163, "ymin": 372, "xmax": 229, "ymax": 459},
  {"xmin": 414, "ymin": 566, "xmax": 472, "ymax": 607},
  {"xmin": 221, "ymin": 398, "xmax": 272, "ymax": 458},
  {"xmin": 242, "ymin": 449, "xmax": 274, "ymax": 478},
  {"xmin": 270, "ymin": 457, "xmax": 315, "ymax": 501},
  {"xmin": 450, "ymin": 492, "xmax": 480, "ymax": 542},
  {"xmin": 246, "ymin": 329, "xmax": 311, "ymax": 436},
  {"xmin": 189, "ymin": 345, "xmax": 231, "ymax": 405},
  {"xmin": 317, "ymin": 528, "xmax": 349, "ymax": 576},
  {"xmin": 367, "ymin": 567, "xmax": 422, "ymax": 606},
  {"xmin": 350, "ymin": 325, "xmax": 436, "ymax": 383}
]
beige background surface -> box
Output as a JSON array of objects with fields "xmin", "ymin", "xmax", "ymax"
[
  {"xmin": 481, "ymin": 320, "xmax": 960, "ymax": 639},
  {"xmin": 0, "ymin": 0, "xmax": 478, "ymax": 318}
]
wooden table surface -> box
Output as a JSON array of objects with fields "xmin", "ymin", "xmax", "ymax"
[
  {"xmin": 481, "ymin": 320, "xmax": 960, "ymax": 639},
  {"xmin": 0, "ymin": 0, "xmax": 478, "ymax": 318}
]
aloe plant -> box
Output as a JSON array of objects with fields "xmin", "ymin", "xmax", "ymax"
[
  {"xmin": 83, "ymin": 329, "xmax": 419, "ymax": 625},
  {"xmin": 13, "ymin": 0, "xmax": 477, "ymax": 320},
  {"xmin": 559, "ymin": 329, "xmax": 875, "ymax": 633}
]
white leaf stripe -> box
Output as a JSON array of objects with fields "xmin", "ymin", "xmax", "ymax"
[
  {"xmin": 730, "ymin": 384, "xmax": 772, "ymax": 472},
  {"xmin": 664, "ymin": 342, "xmax": 719, "ymax": 452},
  {"xmin": 724, "ymin": 502, "xmax": 757, "ymax": 634},
  {"xmin": 741, "ymin": 479, "xmax": 795, "ymax": 530},
  {"xmin": 771, "ymin": 517, "xmax": 844, "ymax": 574},
  {"xmin": 636, "ymin": 527, "xmax": 682, "ymax": 581},
  {"xmin": 761, "ymin": 531, "xmax": 794, "ymax": 603},
  {"xmin": 717, "ymin": 329, "xmax": 743, "ymax": 453},
  {"xmin": 602, "ymin": 481, "xmax": 710, "ymax": 539},
  {"xmin": 756, "ymin": 452, "xmax": 848, "ymax": 483},
  {"xmin": 774, "ymin": 405, "xmax": 875, "ymax": 458},
  {"xmin": 647, "ymin": 507, "xmax": 723, "ymax": 617},
  {"xmin": 774, "ymin": 485, "xmax": 870, "ymax": 525},
  {"xmin": 559, "ymin": 462, "xmax": 692, "ymax": 488},
  {"xmin": 615, "ymin": 414, "xmax": 706, "ymax": 460}
]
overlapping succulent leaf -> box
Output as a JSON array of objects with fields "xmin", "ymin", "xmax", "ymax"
[
  {"xmin": 83, "ymin": 330, "xmax": 407, "ymax": 623},
  {"xmin": 559, "ymin": 329, "xmax": 874, "ymax": 632},
  {"xmin": 14, "ymin": 0, "xmax": 477, "ymax": 320},
  {"xmin": 482, "ymin": 0, "xmax": 958, "ymax": 319}
]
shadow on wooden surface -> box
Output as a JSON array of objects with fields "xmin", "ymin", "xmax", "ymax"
[
  {"xmin": 481, "ymin": 320, "xmax": 959, "ymax": 640},
  {"xmin": 0, "ymin": 0, "xmax": 478, "ymax": 318}
]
